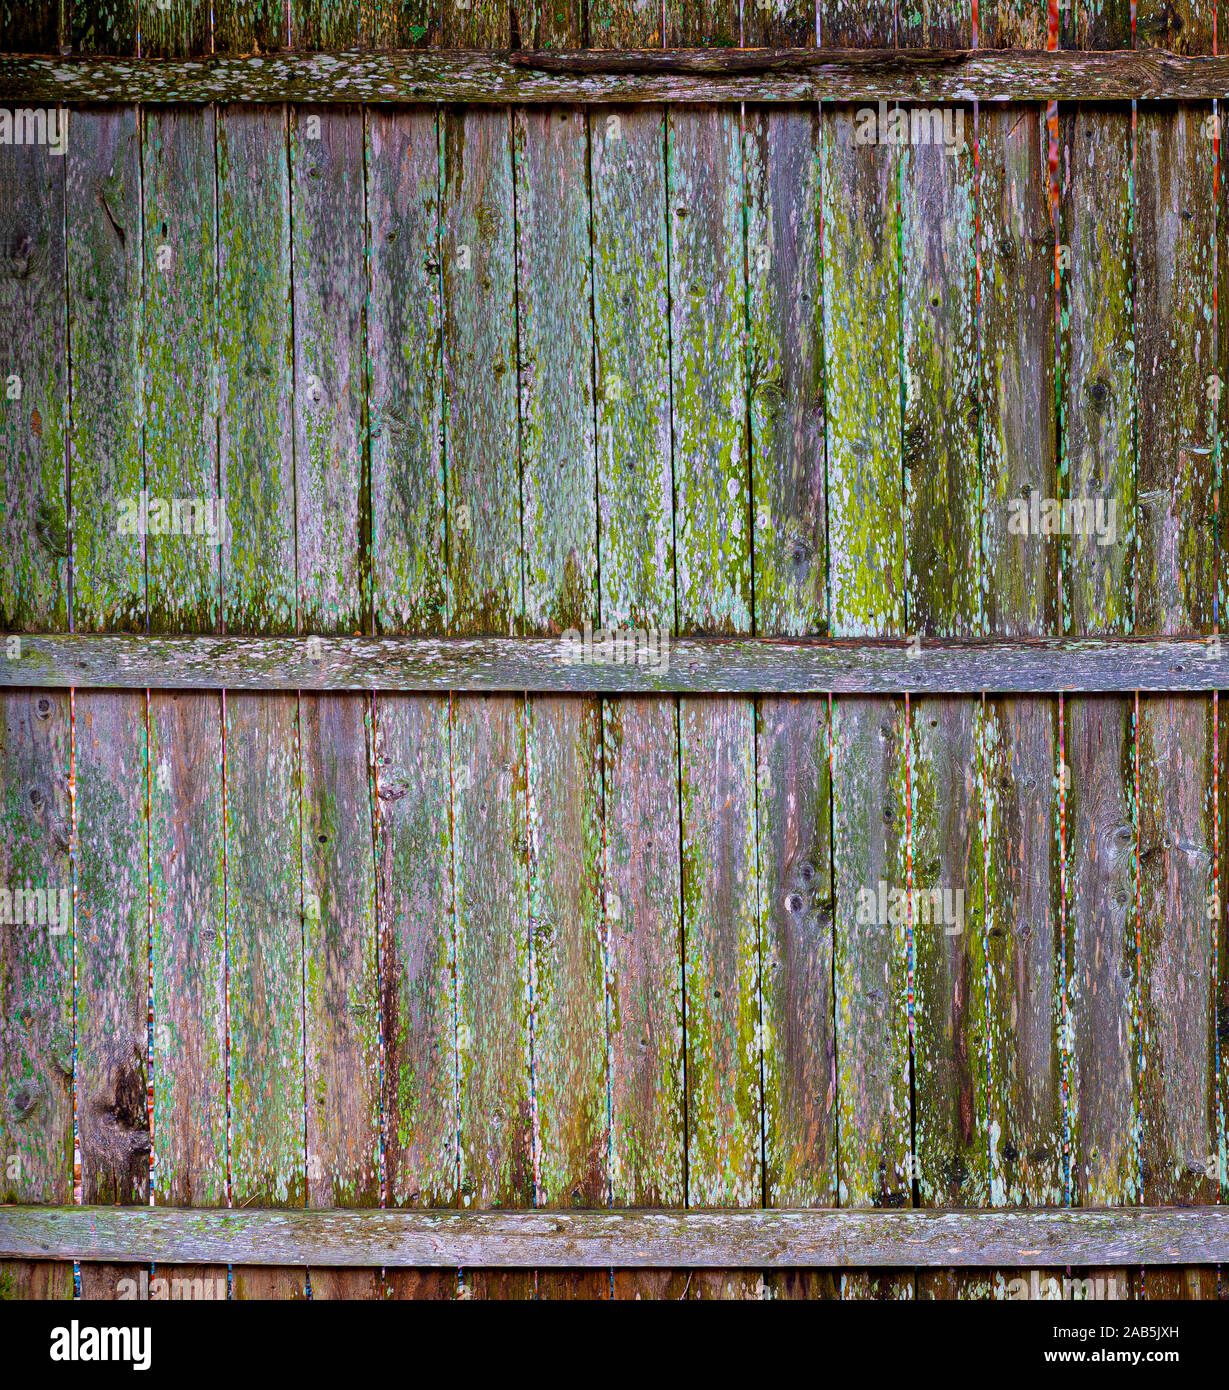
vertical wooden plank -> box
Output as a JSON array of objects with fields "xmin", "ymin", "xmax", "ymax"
[
  {"xmin": 142, "ymin": 106, "xmax": 220, "ymax": 636},
  {"xmin": 439, "ymin": 0, "xmax": 507, "ymax": 47},
  {"xmin": 663, "ymin": 1, "xmax": 736, "ymax": 44},
  {"xmin": 822, "ymin": 53, "xmax": 910, "ymax": 1292},
  {"xmin": 515, "ymin": 101, "xmax": 607, "ymax": 1301},
  {"xmin": 300, "ymin": 693, "xmax": 381, "ymax": 1298},
  {"xmin": 756, "ymin": 696, "xmax": 838, "ymax": 1301},
  {"xmin": 217, "ymin": 105, "xmax": 296, "ymax": 638},
  {"xmin": 441, "ymin": 110, "xmax": 520, "ymax": 638},
  {"xmin": 214, "ymin": 0, "xmax": 286, "ymax": 53},
  {"xmin": 743, "ymin": 0, "xmax": 816, "ymax": 44},
  {"xmin": 1134, "ymin": 96, "xmax": 1219, "ymax": 1302},
  {"xmin": 140, "ymin": 0, "xmax": 211, "ymax": 57},
  {"xmin": 225, "ymin": 691, "xmax": 305, "ymax": 1300},
  {"xmin": 0, "ymin": 138, "xmax": 69, "ymax": 632},
  {"xmin": 590, "ymin": 103, "xmax": 685, "ymax": 1302},
  {"xmin": 359, "ymin": 0, "xmax": 438, "ymax": 45},
  {"xmin": 289, "ymin": 0, "xmax": 360, "ymax": 46},
  {"xmin": 515, "ymin": 107, "xmax": 597, "ymax": 638},
  {"xmin": 981, "ymin": 0, "xmax": 1050, "ymax": 46},
  {"xmin": 74, "ymin": 690, "xmax": 149, "ymax": 1299},
  {"xmin": 744, "ymin": 106, "xmax": 826, "ymax": 638},
  {"xmin": 822, "ymin": 0, "xmax": 894, "ymax": 47},
  {"xmin": 591, "ymin": 106, "xmax": 673, "ymax": 635},
  {"xmin": 515, "ymin": 0, "xmax": 583, "ymax": 47},
  {"xmin": 218, "ymin": 102, "xmax": 305, "ymax": 1301},
  {"xmin": 0, "ymin": 0, "xmax": 60, "ymax": 49},
  {"xmin": 72, "ymin": 0, "xmax": 139, "ymax": 52},
  {"xmin": 0, "ymin": 690, "xmax": 73, "ymax": 1302},
  {"xmin": 67, "ymin": 108, "xmax": 144, "ymax": 636},
  {"xmin": 292, "ymin": 106, "xmax": 367, "ymax": 638},
  {"xmin": 668, "ymin": 105, "xmax": 750, "ymax": 638},
  {"xmin": 368, "ymin": 109, "xmax": 445, "ymax": 639},
  {"xmin": 981, "ymin": 106, "xmax": 1060, "ymax": 639},
  {"xmin": 587, "ymin": 0, "xmax": 664, "ymax": 45},
  {"xmin": 377, "ymin": 694, "xmax": 457, "ymax": 1297},
  {"xmin": 822, "ymin": 106, "xmax": 903, "ymax": 640}
]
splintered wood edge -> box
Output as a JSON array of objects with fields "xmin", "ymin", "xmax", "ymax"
[
  {"xmin": 2, "ymin": 1206, "xmax": 1226, "ymax": 1267},
  {"xmin": 0, "ymin": 634, "xmax": 1224, "ymax": 694},
  {"xmin": 2, "ymin": 49, "xmax": 1229, "ymax": 104}
]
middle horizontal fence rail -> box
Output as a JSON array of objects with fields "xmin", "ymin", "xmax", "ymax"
[
  {"xmin": 4, "ymin": 1206, "xmax": 1229, "ymax": 1269},
  {"xmin": 2, "ymin": 634, "xmax": 1228, "ymax": 693},
  {"xmin": 5, "ymin": 49, "xmax": 1229, "ymax": 104}
]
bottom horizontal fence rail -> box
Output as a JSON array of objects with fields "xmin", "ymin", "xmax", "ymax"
[{"xmin": 1, "ymin": 1207, "xmax": 1226, "ymax": 1269}]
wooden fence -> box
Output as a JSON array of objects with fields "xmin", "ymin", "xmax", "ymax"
[{"xmin": 1, "ymin": 0, "xmax": 1228, "ymax": 1301}]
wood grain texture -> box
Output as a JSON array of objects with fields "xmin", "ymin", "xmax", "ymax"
[
  {"xmin": 1060, "ymin": 108, "xmax": 1134, "ymax": 640},
  {"xmin": 147, "ymin": 693, "xmax": 226, "ymax": 1208},
  {"xmin": 744, "ymin": 0, "xmax": 817, "ymax": 45},
  {"xmin": 300, "ymin": 694, "xmax": 379, "ymax": 1207},
  {"xmin": 142, "ymin": 106, "xmax": 220, "ymax": 635},
  {"xmin": 376, "ymin": 695, "xmax": 455, "ymax": 1210},
  {"xmin": 668, "ymin": 105, "xmax": 749, "ymax": 637},
  {"xmin": 0, "ymin": 138, "xmax": 69, "ymax": 632},
  {"xmin": 0, "ymin": 690, "xmax": 73, "ymax": 1308},
  {"xmin": 71, "ymin": 0, "xmax": 138, "ymax": 53},
  {"xmin": 19, "ymin": 50, "xmax": 1229, "ymax": 105},
  {"xmin": 980, "ymin": 106, "xmax": 1059, "ymax": 638},
  {"xmin": 823, "ymin": 104, "xmax": 903, "ymax": 638},
  {"xmin": 358, "ymin": 0, "xmax": 437, "ymax": 46},
  {"xmin": 74, "ymin": 691, "xmax": 148, "ymax": 1300},
  {"xmin": 67, "ymin": 108, "xmax": 144, "ymax": 635},
  {"xmin": 292, "ymin": 107, "xmax": 367, "ymax": 636},
  {"xmin": 140, "ymin": 0, "xmax": 212, "ymax": 58},
  {"xmin": 822, "ymin": 0, "xmax": 894, "ymax": 47},
  {"xmin": 213, "ymin": 0, "xmax": 287, "ymax": 54},
  {"xmin": 744, "ymin": 105, "xmax": 826, "ymax": 637},
  {"xmin": 15, "ymin": 1204, "xmax": 1229, "ymax": 1266},
  {"xmin": 367, "ymin": 109, "xmax": 446, "ymax": 638},
  {"xmin": 514, "ymin": 106, "xmax": 597, "ymax": 637},
  {"xmin": 217, "ymin": 106, "xmax": 296, "ymax": 637},
  {"xmin": 441, "ymin": 109, "xmax": 520, "ymax": 637},
  {"xmin": 289, "ymin": 0, "xmax": 361, "ymax": 48},
  {"xmin": 590, "ymin": 105, "xmax": 673, "ymax": 632},
  {"xmin": 0, "ymin": 0, "xmax": 59, "ymax": 50},
  {"xmin": 439, "ymin": 0, "xmax": 507, "ymax": 46}
]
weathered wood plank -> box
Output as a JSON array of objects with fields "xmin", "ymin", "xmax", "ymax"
[
  {"xmin": 11, "ymin": 1204, "xmax": 1229, "ymax": 1267},
  {"xmin": 11, "ymin": 632, "xmax": 1229, "ymax": 693},
  {"xmin": 441, "ymin": 109, "xmax": 520, "ymax": 637},
  {"xmin": 822, "ymin": 2, "xmax": 895, "ymax": 47},
  {"xmin": 367, "ymin": 108, "xmax": 446, "ymax": 638},
  {"xmin": 823, "ymin": 105, "xmax": 902, "ymax": 639},
  {"xmin": 74, "ymin": 691, "xmax": 148, "ymax": 1300},
  {"xmin": 439, "ymin": 0, "xmax": 507, "ymax": 47},
  {"xmin": 744, "ymin": 105, "xmax": 826, "ymax": 637},
  {"xmin": 0, "ymin": 690, "xmax": 73, "ymax": 1306},
  {"xmin": 224, "ymin": 691, "xmax": 305, "ymax": 1300},
  {"xmin": 744, "ymin": 0, "xmax": 816, "ymax": 46},
  {"xmin": 0, "ymin": 136, "xmax": 69, "ymax": 632},
  {"xmin": 290, "ymin": 0, "xmax": 361, "ymax": 49},
  {"xmin": 590, "ymin": 105, "xmax": 673, "ymax": 633},
  {"xmin": 756, "ymin": 696, "xmax": 838, "ymax": 1300},
  {"xmin": 16, "ymin": 50, "xmax": 1229, "ymax": 104},
  {"xmin": 140, "ymin": 0, "xmax": 211, "ymax": 58},
  {"xmin": 292, "ymin": 106, "xmax": 367, "ymax": 636},
  {"xmin": 980, "ymin": 105, "xmax": 1059, "ymax": 638},
  {"xmin": 67, "ymin": 108, "xmax": 144, "ymax": 635},
  {"xmin": 71, "ymin": 0, "xmax": 138, "ymax": 54},
  {"xmin": 142, "ymin": 106, "xmax": 220, "ymax": 635},
  {"xmin": 587, "ymin": 0, "xmax": 665, "ymax": 47},
  {"xmin": 377, "ymin": 694, "xmax": 456, "ymax": 1211},
  {"xmin": 147, "ymin": 693, "xmax": 226, "ymax": 1208},
  {"xmin": 514, "ymin": 106, "xmax": 597, "ymax": 636},
  {"xmin": 0, "ymin": 0, "xmax": 59, "ymax": 51},
  {"xmin": 358, "ymin": 0, "xmax": 437, "ymax": 47},
  {"xmin": 217, "ymin": 105, "xmax": 296, "ymax": 637},
  {"xmin": 300, "ymin": 694, "xmax": 379, "ymax": 1208},
  {"xmin": 213, "ymin": 0, "xmax": 286, "ymax": 54},
  {"xmin": 668, "ymin": 105, "xmax": 749, "ymax": 636}
]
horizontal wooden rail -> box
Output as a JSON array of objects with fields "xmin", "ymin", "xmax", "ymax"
[
  {"xmin": 3, "ymin": 1206, "xmax": 1226, "ymax": 1268},
  {"xmin": 1, "ymin": 48, "xmax": 1227, "ymax": 105},
  {"xmin": 0, "ymin": 633, "xmax": 1224, "ymax": 694}
]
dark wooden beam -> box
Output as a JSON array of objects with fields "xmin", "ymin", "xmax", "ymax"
[
  {"xmin": 0, "ymin": 48, "xmax": 1225, "ymax": 105},
  {"xmin": 0, "ymin": 633, "xmax": 1223, "ymax": 695},
  {"xmin": 3, "ymin": 1205, "xmax": 1226, "ymax": 1268}
]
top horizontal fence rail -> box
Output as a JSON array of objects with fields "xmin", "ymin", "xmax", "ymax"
[
  {"xmin": 1, "ymin": 633, "xmax": 1226, "ymax": 694},
  {"xmin": 2, "ymin": 48, "xmax": 1228, "ymax": 105}
]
